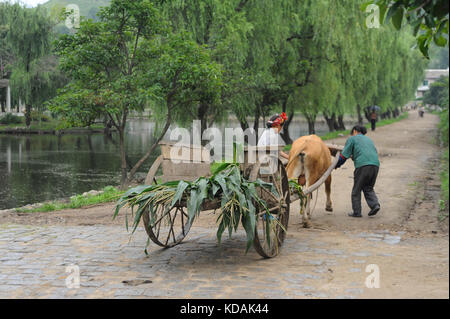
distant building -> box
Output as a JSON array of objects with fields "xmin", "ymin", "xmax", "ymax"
[
  {"xmin": 0, "ymin": 78, "xmax": 25, "ymax": 115},
  {"xmin": 416, "ymin": 68, "xmax": 449, "ymax": 99}
]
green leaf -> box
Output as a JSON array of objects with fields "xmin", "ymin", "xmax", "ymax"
[
  {"xmin": 171, "ymin": 180, "xmax": 189, "ymax": 208},
  {"xmin": 434, "ymin": 35, "xmax": 447, "ymax": 47},
  {"xmin": 385, "ymin": 1, "xmax": 401, "ymax": 24},
  {"xmin": 392, "ymin": 7, "xmax": 404, "ymax": 30}
]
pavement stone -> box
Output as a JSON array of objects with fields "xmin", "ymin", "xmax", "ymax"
[{"xmin": 0, "ymin": 224, "xmax": 404, "ymax": 299}]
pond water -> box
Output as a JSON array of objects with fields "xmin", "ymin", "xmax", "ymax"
[{"xmin": 0, "ymin": 117, "xmax": 358, "ymax": 209}]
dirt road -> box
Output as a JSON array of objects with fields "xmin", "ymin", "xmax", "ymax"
[{"xmin": 0, "ymin": 111, "xmax": 448, "ymax": 298}]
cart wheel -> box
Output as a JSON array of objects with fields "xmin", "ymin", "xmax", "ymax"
[
  {"xmin": 142, "ymin": 155, "xmax": 191, "ymax": 248},
  {"xmin": 142, "ymin": 204, "xmax": 192, "ymax": 248},
  {"xmin": 250, "ymin": 158, "xmax": 290, "ymax": 258}
]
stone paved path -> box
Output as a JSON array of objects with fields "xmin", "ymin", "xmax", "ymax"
[{"xmin": 0, "ymin": 223, "xmax": 447, "ymax": 299}]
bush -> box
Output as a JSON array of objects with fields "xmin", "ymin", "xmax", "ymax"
[
  {"xmin": 0, "ymin": 113, "xmax": 23, "ymax": 125},
  {"xmin": 439, "ymin": 107, "xmax": 449, "ymax": 147},
  {"xmin": 31, "ymin": 110, "xmax": 51, "ymax": 122}
]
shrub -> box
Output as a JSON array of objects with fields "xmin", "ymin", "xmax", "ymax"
[
  {"xmin": 31, "ymin": 110, "xmax": 51, "ymax": 122},
  {"xmin": 0, "ymin": 113, "xmax": 23, "ymax": 125}
]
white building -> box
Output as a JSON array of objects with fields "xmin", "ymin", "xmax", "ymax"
[
  {"xmin": 0, "ymin": 78, "xmax": 25, "ymax": 115},
  {"xmin": 416, "ymin": 68, "xmax": 449, "ymax": 98}
]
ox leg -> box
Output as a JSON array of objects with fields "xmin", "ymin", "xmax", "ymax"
[
  {"xmin": 302, "ymin": 171, "xmax": 313, "ymax": 228},
  {"xmin": 302, "ymin": 194, "xmax": 312, "ymax": 228},
  {"xmin": 325, "ymin": 175, "xmax": 333, "ymax": 212}
]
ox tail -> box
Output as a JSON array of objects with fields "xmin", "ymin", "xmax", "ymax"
[{"xmin": 286, "ymin": 142, "xmax": 308, "ymax": 179}]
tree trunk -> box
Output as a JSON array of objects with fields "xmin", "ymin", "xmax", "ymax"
[
  {"xmin": 332, "ymin": 114, "xmax": 339, "ymax": 131},
  {"xmin": 305, "ymin": 114, "xmax": 316, "ymax": 135},
  {"xmin": 393, "ymin": 108, "xmax": 399, "ymax": 117},
  {"xmin": 118, "ymin": 127, "xmax": 128, "ymax": 188},
  {"xmin": 253, "ymin": 105, "xmax": 260, "ymax": 132},
  {"xmin": 279, "ymin": 97, "xmax": 293, "ymax": 144},
  {"xmin": 239, "ymin": 118, "xmax": 249, "ymax": 131},
  {"xmin": 364, "ymin": 108, "xmax": 371, "ymax": 122},
  {"xmin": 324, "ymin": 113, "xmax": 335, "ymax": 132},
  {"xmin": 386, "ymin": 110, "xmax": 392, "ymax": 118},
  {"xmin": 25, "ymin": 104, "xmax": 32, "ymax": 127},
  {"xmin": 337, "ymin": 114, "xmax": 346, "ymax": 131},
  {"xmin": 198, "ymin": 102, "xmax": 209, "ymax": 135},
  {"xmin": 126, "ymin": 110, "xmax": 172, "ymax": 185},
  {"xmin": 356, "ymin": 104, "xmax": 363, "ymax": 125},
  {"xmin": 280, "ymin": 111, "xmax": 294, "ymax": 144}
]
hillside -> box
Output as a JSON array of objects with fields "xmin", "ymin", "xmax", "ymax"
[{"xmin": 42, "ymin": 0, "xmax": 110, "ymax": 20}]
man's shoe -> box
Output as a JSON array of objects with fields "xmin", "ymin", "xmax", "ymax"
[
  {"xmin": 348, "ymin": 212, "xmax": 362, "ymax": 218},
  {"xmin": 368, "ymin": 205, "xmax": 380, "ymax": 217}
]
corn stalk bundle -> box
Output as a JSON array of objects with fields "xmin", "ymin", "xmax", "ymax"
[{"xmin": 114, "ymin": 162, "xmax": 283, "ymax": 252}]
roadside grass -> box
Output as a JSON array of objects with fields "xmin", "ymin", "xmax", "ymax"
[
  {"xmin": 439, "ymin": 147, "xmax": 449, "ymax": 221},
  {"xmin": 284, "ymin": 112, "xmax": 409, "ymax": 151},
  {"xmin": 15, "ymin": 186, "xmax": 124, "ymax": 213}
]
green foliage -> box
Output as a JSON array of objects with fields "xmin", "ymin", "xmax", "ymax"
[
  {"xmin": 30, "ymin": 110, "xmax": 51, "ymax": 123},
  {"xmin": 49, "ymin": 0, "xmax": 223, "ymax": 184},
  {"xmin": 1, "ymin": 2, "xmax": 67, "ymax": 116},
  {"xmin": 15, "ymin": 186, "xmax": 124, "ymax": 213},
  {"xmin": 364, "ymin": 0, "xmax": 449, "ymax": 58},
  {"xmin": 0, "ymin": 113, "xmax": 23, "ymax": 125},
  {"xmin": 114, "ymin": 161, "xmax": 283, "ymax": 252},
  {"xmin": 429, "ymin": 45, "xmax": 449, "ymax": 69}
]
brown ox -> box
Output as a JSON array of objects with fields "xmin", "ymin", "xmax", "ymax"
[{"xmin": 286, "ymin": 135, "xmax": 333, "ymax": 228}]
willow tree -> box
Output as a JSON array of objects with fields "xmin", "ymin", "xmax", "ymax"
[
  {"xmin": 0, "ymin": 3, "xmax": 13, "ymax": 80},
  {"xmin": 159, "ymin": 0, "xmax": 295, "ymax": 136},
  {"xmin": 50, "ymin": 0, "xmax": 222, "ymax": 186},
  {"xmin": 4, "ymin": 3, "xmax": 64, "ymax": 125},
  {"xmin": 152, "ymin": 0, "xmax": 252, "ymax": 133}
]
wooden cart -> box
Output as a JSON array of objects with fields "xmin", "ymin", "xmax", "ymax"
[{"xmin": 142, "ymin": 141, "xmax": 342, "ymax": 258}]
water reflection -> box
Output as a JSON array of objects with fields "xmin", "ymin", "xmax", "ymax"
[{"xmin": 0, "ymin": 121, "xmax": 160, "ymax": 209}]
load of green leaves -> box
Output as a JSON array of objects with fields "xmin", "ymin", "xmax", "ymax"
[{"xmin": 114, "ymin": 161, "xmax": 283, "ymax": 252}]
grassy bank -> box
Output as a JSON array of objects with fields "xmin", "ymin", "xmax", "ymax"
[
  {"xmin": 0, "ymin": 114, "xmax": 104, "ymax": 132},
  {"xmin": 437, "ymin": 108, "xmax": 449, "ymax": 219},
  {"xmin": 15, "ymin": 186, "xmax": 124, "ymax": 213},
  {"xmin": 285, "ymin": 112, "xmax": 409, "ymax": 151}
]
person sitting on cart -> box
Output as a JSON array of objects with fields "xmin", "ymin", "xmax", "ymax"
[
  {"xmin": 257, "ymin": 112, "xmax": 290, "ymax": 160},
  {"xmin": 335, "ymin": 125, "xmax": 381, "ymax": 218}
]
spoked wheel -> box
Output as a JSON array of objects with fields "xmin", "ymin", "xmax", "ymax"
[
  {"xmin": 250, "ymin": 158, "xmax": 290, "ymax": 258},
  {"xmin": 142, "ymin": 204, "xmax": 192, "ymax": 248},
  {"xmin": 142, "ymin": 155, "xmax": 191, "ymax": 248}
]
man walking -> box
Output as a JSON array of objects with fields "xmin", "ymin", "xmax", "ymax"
[
  {"xmin": 335, "ymin": 125, "xmax": 381, "ymax": 218},
  {"xmin": 370, "ymin": 111, "xmax": 377, "ymax": 131}
]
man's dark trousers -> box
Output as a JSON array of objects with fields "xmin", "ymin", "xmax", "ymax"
[{"xmin": 352, "ymin": 165, "xmax": 379, "ymax": 215}]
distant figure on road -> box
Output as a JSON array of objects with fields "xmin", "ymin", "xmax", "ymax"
[
  {"xmin": 370, "ymin": 111, "xmax": 377, "ymax": 131},
  {"xmin": 418, "ymin": 106, "xmax": 425, "ymax": 118},
  {"xmin": 335, "ymin": 125, "xmax": 381, "ymax": 218}
]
